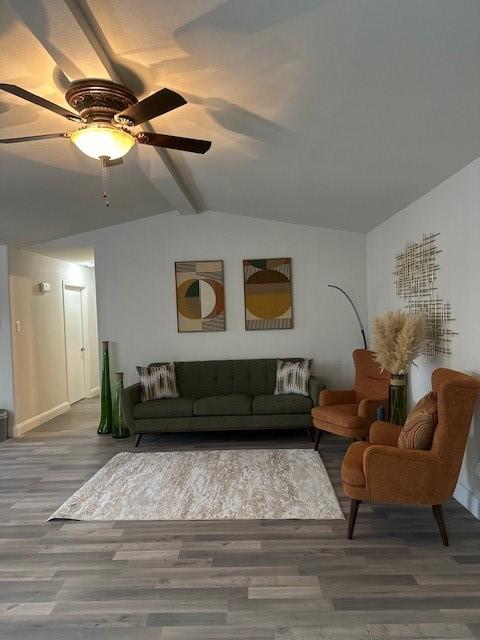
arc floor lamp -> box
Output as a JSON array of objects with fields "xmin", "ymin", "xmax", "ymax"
[{"xmin": 328, "ymin": 284, "xmax": 367, "ymax": 349}]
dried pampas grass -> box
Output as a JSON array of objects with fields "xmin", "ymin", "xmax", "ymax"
[{"xmin": 372, "ymin": 310, "xmax": 426, "ymax": 375}]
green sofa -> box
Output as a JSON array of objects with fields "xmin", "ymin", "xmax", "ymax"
[{"xmin": 124, "ymin": 358, "xmax": 325, "ymax": 446}]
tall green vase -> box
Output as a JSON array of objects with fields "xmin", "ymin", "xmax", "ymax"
[
  {"xmin": 112, "ymin": 372, "xmax": 130, "ymax": 439},
  {"xmin": 97, "ymin": 341, "xmax": 113, "ymax": 434},
  {"xmin": 389, "ymin": 373, "xmax": 408, "ymax": 425}
]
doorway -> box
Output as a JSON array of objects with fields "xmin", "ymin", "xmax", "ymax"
[{"xmin": 63, "ymin": 284, "xmax": 87, "ymax": 404}]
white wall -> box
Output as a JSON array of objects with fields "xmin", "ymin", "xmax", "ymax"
[
  {"xmin": 8, "ymin": 249, "xmax": 99, "ymax": 435},
  {"xmin": 0, "ymin": 246, "xmax": 14, "ymax": 434},
  {"xmin": 47, "ymin": 211, "xmax": 367, "ymax": 389},
  {"xmin": 367, "ymin": 156, "xmax": 480, "ymax": 518}
]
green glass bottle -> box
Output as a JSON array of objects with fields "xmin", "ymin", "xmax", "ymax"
[
  {"xmin": 112, "ymin": 372, "xmax": 130, "ymax": 439},
  {"xmin": 97, "ymin": 341, "xmax": 113, "ymax": 434}
]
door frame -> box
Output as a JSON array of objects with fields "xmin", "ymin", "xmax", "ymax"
[{"xmin": 62, "ymin": 282, "xmax": 89, "ymax": 404}]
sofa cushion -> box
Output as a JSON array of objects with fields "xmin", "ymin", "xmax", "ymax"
[
  {"xmin": 150, "ymin": 359, "xmax": 309, "ymax": 399},
  {"xmin": 311, "ymin": 404, "xmax": 365, "ymax": 431},
  {"xmin": 167, "ymin": 360, "xmax": 277, "ymax": 398},
  {"xmin": 193, "ymin": 394, "xmax": 252, "ymax": 416},
  {"xmin": 253, "ymin": 394, "xmax": 313, "ymax": 415},
  {"xmin": 133, "ymin": 397, "xmax": 194, "ymax": 419},
  {"xmin": 341, "ymin": 442, "xmax": 369, "ymax": 486}
]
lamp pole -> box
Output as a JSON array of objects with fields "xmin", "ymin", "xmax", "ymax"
[{"xmin": 328, "ymin": 285, "xmax": 367, "ymax": 349}]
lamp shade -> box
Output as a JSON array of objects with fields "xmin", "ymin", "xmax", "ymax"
[{"xmin": 71, "ymin": 124, "xmax": 135, "ymax": 160}]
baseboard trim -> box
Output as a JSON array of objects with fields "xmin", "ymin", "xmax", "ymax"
[
  {"xmin": 14, "ymin": 402, "xmax": 71, "ymax": 437},
  {"xmin": 454, "ymin": 481, "xmax": 480, "ymax": 520},
  {"xmin": 86, "ymin": 386, "xmax": 100, "ymax": 398}
]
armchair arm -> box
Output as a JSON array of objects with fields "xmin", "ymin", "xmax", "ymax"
[
  {"xmin": 363, "ymin": 445, "xmax": 438, "ymax": 504},
  {"xmin": 358, "ymin": 398, "xmax": 388, "ymax": 423},
  {"xmin": 309, "ymin": 376, "xmax": 326, "ymax": 406},
  {"xmin": 369, "ymin": 420, "xmax": 402, "ymax": 446},
  {"xmin": 319, "ymin": 389, "xmax": 356, "ymax": 407},
  {"xmin": 123, "ymin": 383, "xmax": 141, "ymax": 431}
]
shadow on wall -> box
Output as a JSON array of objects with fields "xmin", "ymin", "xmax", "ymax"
[
  {"xmin": 462, "ymin": 371, "xmax": 480, "ymax": 512},
  {"xmin": 180, "ymin": 93, "xmax": 284, "ymax": 143},
  {"xmin": 412, "ymin": 362, "xmax": 480, "ymax": 517},
  {"xmin": 152, "ymin": 0, "xmax": 327, "ymax": 142},
  {"xmin": 174, "ymin": 0, "xmax": 328, "ymax": 41},
  {"xmin": 6, "ymin": 0, "xmax": 148, "ymax": 97},
  {"xmin": 6, "ymin": 0, "xmax": 83, "ymax": 79}
]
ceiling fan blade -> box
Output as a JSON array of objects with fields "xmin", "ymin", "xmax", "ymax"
[
  {"xmin": 0, "ymin": 133, "xmax": 68, "ymax": 144},
  {"xmin": 115, "ymin": 88, "xmax": 186, "ymax": 126},
  {"xmin": 0, "ymin": 84, "xmax": 83, "ymax": 122},
  {"xmin": 136, "ymin": 132, "xmax": 211, "ymax": 154}
]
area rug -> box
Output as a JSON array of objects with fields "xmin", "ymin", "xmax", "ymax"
[{"xmin": 49, "ymin": 449, "xmax": 343, "ymax": 521}]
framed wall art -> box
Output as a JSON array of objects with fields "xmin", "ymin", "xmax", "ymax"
[
  {"xmin": 243, "ymin": 258, "xmax": 293, "ymax": 330},
  {"xmin": 175, "ymin": 260, "xmax": 225, "ymax": 332}
]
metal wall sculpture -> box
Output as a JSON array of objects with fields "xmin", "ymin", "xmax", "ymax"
[{"xmin": 394, "ymin": 232, "xmax": 456, "ymax": 357}]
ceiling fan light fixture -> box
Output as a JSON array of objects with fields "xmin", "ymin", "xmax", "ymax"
[{"xmin": 70, "ymin": 124, "xmax": 135, "ymax": 160}]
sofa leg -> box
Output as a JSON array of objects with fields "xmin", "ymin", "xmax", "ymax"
[
  {"xmin": 347, "ymin": 499, "xmax": 361, "ymax": 539},
  {"xmin": 135, "ymin": 434, "xmax": 143, "ymax": 448},
  {"xmin": 432, "ymin": 504, "xmax": 449, "ymax": 546},
  {"xmin": 314, "ymin": 430, "xmax": 322, "ymax": 451}
]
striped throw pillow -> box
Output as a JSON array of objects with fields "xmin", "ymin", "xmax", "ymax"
[
  {"xmin": 137, "ymin": 363, "xmax": 179, "ymax": 402},
  {"xmin": 274, "ymin": 359, "xmax": 311, "ymax": 396},
  {"xmin": 398, "ymin": 391, "xmax": 437, "ymax": 450}
]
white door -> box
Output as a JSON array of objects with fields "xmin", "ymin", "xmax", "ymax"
[{"xmin": 64, "ymin": 286, "xmax": 86, "ymax": 404}]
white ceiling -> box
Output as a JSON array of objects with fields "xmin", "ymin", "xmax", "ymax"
[
  {"xmin": 1, "ymin": 0, "xmax": 480, "ymax": 245},
  {"xmin": 29, "ymin": 245, "xmax": 94, "ymax": 265}
]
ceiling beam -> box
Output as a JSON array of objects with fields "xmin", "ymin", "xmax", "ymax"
[{"xmin": 7, "ymin": 0, "xmax": 200, "ymax": 214}]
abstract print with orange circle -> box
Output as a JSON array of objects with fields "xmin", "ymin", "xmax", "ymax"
[
  {"xmin": 243, "ymin": 258, "xmax": 293, "ymax": 330},
  {"xmin": 175, "ymin": 260, "xmax": 225, "ymax": 332}
]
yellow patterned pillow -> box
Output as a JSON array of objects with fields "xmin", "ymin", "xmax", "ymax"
[{"xmin": 398, "ymin": 392, "xmax": 437, "ymax": 450}]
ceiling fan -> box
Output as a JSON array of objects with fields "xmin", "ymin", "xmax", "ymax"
[{"xmin": 0, "ymin": 79, "xmax": 212, "ymax": 204}]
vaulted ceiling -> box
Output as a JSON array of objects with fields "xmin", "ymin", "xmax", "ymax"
[{"xmin": 2, "ymin": 0, "xmax": 480, "ymax": 245}]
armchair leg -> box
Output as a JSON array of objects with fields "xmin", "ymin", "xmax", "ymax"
[
  {"xmin": 314, "ymin": 430, "xmax": 322, "ymax": 451},
  {"xmin": 306, "ymin": 428, "xmax": 314, "ymax": 442},
  {"xmin": 347, "ymin": 499, "xmax": 361, "ymax": 539},
  {"xmin": 432, "ymin": 504, "xmax": 449, "ymax": 546},
  {"xmin": 135, "ymin": 434, "xmax": 143, "ymax": 448}
]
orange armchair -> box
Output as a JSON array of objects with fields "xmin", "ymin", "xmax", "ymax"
[
  {"xmin": 341, "ymin": 368, "xmax": 480, "ymax": 546},
  {"xmin": 311, "ymin": 349, "xmax": 390, "ymax": 448}
]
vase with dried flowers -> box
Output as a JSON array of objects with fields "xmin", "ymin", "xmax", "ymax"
[{"xmin": 371, "ymin": 310, "xmax": 426, "ymax": 425}]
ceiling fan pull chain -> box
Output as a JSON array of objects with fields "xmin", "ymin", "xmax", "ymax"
[{"xmin": 99, "ymin": 156, "xmax": 110, "ymax": 207}]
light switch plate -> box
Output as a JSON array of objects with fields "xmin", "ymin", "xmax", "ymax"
[
  {"xmin": 15, "ymin": 320, "xmax": 21, "ymax": 333},
  {"xmin": 39, "ymin": 281, "xmax": 51, "ymax": 293}
]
